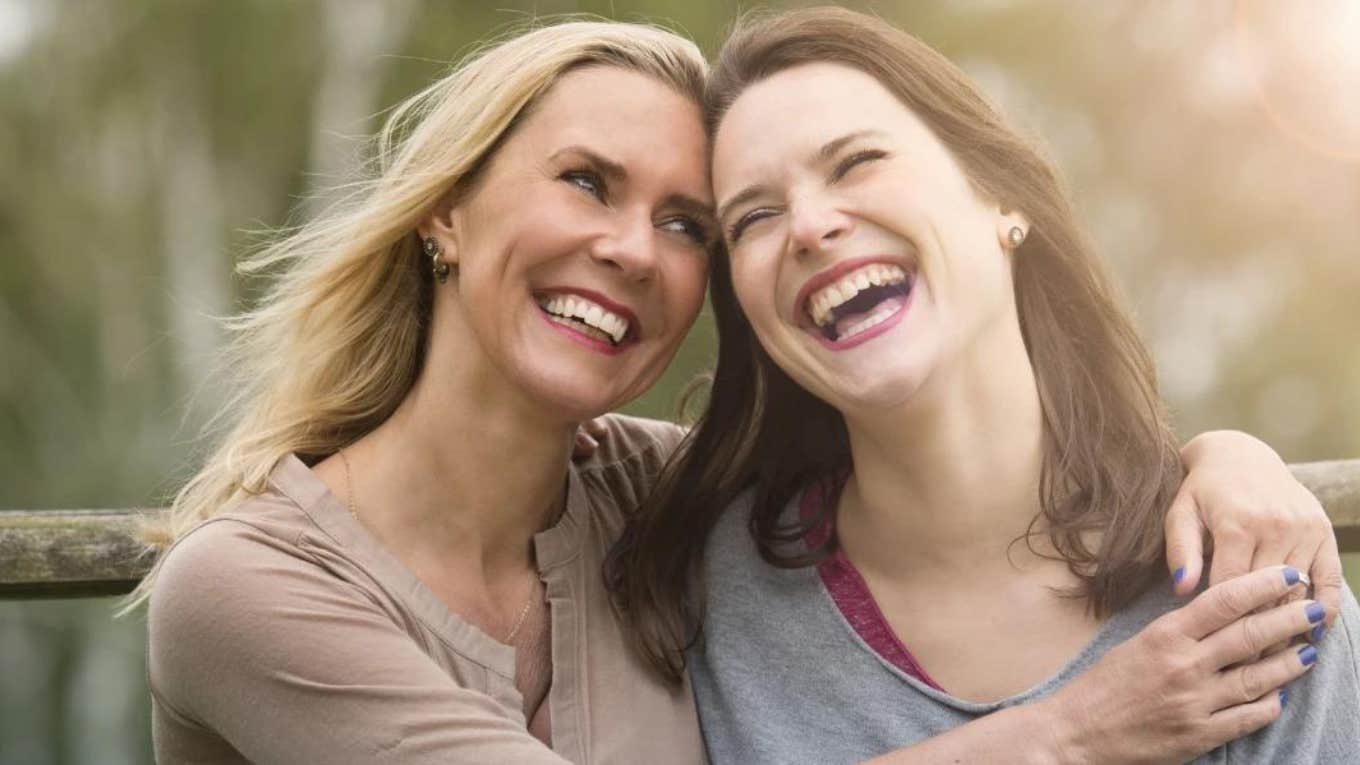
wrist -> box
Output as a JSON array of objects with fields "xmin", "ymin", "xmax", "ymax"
[
  {"xmin": 1029, "ymin": 693, "xmax": 1090, "ymax": 765},
  {"xmin": 1179, "ymin": 429, "xmax": 1278, "ymax": 469}
]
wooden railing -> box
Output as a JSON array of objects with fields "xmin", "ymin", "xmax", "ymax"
[{"xmin": 2, "ymin": 460, "xmax": 1358, "ymax": 599}]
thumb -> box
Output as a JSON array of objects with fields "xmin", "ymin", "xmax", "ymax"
[{"xmin": 1164, "ymin": 491, "xmax": 1205, "ymax": 597}]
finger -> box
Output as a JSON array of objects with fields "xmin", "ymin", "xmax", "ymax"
[
  {"xmin": 1254, "ymin": 542, "xmax": 1321, "ymax": 655},
  {"xmin": 1164, "ymin": 491, "xmax": 1207, "ymax": 596},
  {"xmin": 1201, "ymin": 687, "xmax": 1285, "ymax": 750},
  {"xmin": 1308, "ymin": 532, "xmax": 1344, "ymax": 627},
  {"xmin": 571, "ymin": 432, "xmax": 598, "ymax": 461},
  {"xmin": 1212, "ymin": 641, "xmax": 1317, "ymax": 710},
  {"xmin": 1203, "ymin": 597, "xmax": 1326, "ymax": 669},
  {"xmin": 1207, "ymin": 525, "xmax": 1254, "ymax": 589},
  {"xmin": 1171, "ymin": 565, "xmax": 1306, "ymax": 640},
  {"xmin": 582, "ymin": 418, "xmax": 609, "ymax": 439}
]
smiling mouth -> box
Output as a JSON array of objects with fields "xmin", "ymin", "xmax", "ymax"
[
  {"xmin": 804, "ymin": 263, "xmax": 914, "ymax": 343},
  {"xmin": 535, "ymin": 292, "xmax": 635, "ymax": 347}
]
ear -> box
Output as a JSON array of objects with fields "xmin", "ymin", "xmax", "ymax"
[
  {"xmin": 996, "ymin": 207, "xmax": 1030, "ymax": 252},
  {"xmin": 417, "ymin": 196, "xmax": 462, "ymax": 267}
]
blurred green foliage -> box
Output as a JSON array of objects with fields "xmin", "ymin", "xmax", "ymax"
[{"xmin": 1, "ymin": 1, "xmax": 1357, "ymax": 762}]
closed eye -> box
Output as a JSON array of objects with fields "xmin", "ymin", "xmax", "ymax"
[
  {"xmin": 560, "ymin": 168, "xmax": 606, "ymax": 200},
  {"xmin": 727, "ymin": 208, "xmax": 780, "ymax": 244},
  {"xmin": 830, "ymin": 149, "xmax": 888, "ymax": 183}
]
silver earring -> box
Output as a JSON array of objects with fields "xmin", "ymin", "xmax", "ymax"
[
  {"xmin": 424, "ymin": 236, "xmax": 450, "ymax": 283},
  {"xmin": 1007, "ymin": 226, "xmax": 1026, "ymax": 248}
]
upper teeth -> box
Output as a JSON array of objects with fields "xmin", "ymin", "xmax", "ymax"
[
  {"xmin": 539, "ymin": 294, "xmax": 630, "ymax": 343},
  {"xmin": 807, "ymin": 263, "xmax": 908, "ymax": 326}
]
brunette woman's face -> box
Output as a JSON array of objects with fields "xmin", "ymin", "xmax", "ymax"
[
  {"xmin": 424, "ymin": 66, "xmax": 713, "ymax": 421},
  {"xmin": 712, "ymin": 62, "xmax": 1026, "ymax": 414}
]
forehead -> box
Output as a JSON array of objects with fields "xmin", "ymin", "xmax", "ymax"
[
  {"xmin": 712, "ymin": 62, "xmax": 924, "ymax": 192},
  {"xmin": 514, "ymin": 65, "xmax": 712, "ymax": 200}
]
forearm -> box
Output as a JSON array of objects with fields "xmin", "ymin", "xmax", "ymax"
[{"xmin": 861, "ymin": 699, "xmax": 1074, "ymax": 765}]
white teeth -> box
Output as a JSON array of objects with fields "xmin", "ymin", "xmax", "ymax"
[
  {"xmin": 538, "ymin": 293, "xmax": 630, "ymax": 344},
  {"xmin": 806, "ymin": 263, "xmax": 910, "ymax": 327},
  {"xmin": 840, "ymin": 302, "xmax": 899, "ymax": 339}
]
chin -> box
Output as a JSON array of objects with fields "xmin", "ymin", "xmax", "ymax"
[{"xmin": 516, "ymin": 364, "xmax": 634, "ymax": 422}]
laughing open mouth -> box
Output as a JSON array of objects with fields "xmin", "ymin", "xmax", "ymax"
[{"xmin": 804, "ymin": 263, "xmax": 914, "ymax": 342}]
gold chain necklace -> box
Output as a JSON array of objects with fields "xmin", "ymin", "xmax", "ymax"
[{"xmin": 338, "ymin": 448, "xmax": 538, "ymax": 643}]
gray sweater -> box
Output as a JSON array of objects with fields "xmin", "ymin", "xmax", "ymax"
[{"xmin": 689, "ymin": 491, "xmax": 1360, "ymax": 765}]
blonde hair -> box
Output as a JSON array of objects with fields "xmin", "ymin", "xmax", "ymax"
[{"xmin": 122, "ymin": 19, "xmax": 707, "ymax": 612}]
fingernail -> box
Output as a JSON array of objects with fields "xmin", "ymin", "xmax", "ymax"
[
  {"xmin": 1282, "ymin": 566, "xmax": 1301, "ymax": 586},
  {"xmin": 1172, "ymin": 566, "xmax": 1186, "ymax": 584},
  {"xmin": 1279, "ymin": 688, "xmax": 1290, "ymax": 708},
  {"xmin": 1298, "ymin": 645, "xmax": 1318, "ymax": 667},
  {"xmin": 1310, "ymin": 624, "xmax": 1326, "ymax": 643},
  {"xmin": 1306, "ymin": 601, "xmax": 1326, "ymax": 624}
]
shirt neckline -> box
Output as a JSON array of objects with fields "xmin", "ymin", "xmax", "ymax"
[
  {"xmin": 793, "ymin": 476, "xmax": 1139, "ymax": 712},
  {"xmin": 269, "ymin": 452, "xmax": 591, "ymax": 679}
]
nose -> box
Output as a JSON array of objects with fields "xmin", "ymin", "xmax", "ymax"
[
  {"xmin": 588, "ymin": 210, "xmax": 658, "ymax": 282},
  {"xmin": 787, "ymin": 192, "xmax": 850, "ymax": 258}
]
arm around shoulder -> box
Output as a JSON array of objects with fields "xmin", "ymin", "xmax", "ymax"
[{"xmin": 147, "ymin": 520, "xmax": 569, "ymax": 765}]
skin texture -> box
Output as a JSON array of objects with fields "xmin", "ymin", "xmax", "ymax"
[{"xmin": 311, "ymin": 65, "xmax": 713, "ymax": 743}]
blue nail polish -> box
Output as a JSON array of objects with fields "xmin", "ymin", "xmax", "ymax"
[
  {"xmin": 1172, "ymin": 567, "xmax": 1186, "ymax": 584},
  {"xmin": 1283, "ymin": 566, "xmax": 1301, "ymax": 586},
  {"xmin": 1298, "ymin": 644, "xmax": 1318, "ymax": 667},
  {"xmin": 1311, "ymin": 624, "xmax": 1326, "ymax": 643},
  {"xmin": 1306, "ymin": 602, "xmax": 1326, "ymax": 624},
  {"xmin": 1279, "ymin": 688, "xmax": 1290, "ymax": 708}
]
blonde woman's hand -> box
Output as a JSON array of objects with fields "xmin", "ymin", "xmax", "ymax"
[
  {"xmin": 571, "ymin": 418, "xmax": 610, "ymax": 461},
  {"xmin": 1041, "ymin": 565, "xmax": 1322, "ymax": 764},
  {"xmin": 1166, "ymin": 430, "xmax": 1340, "ymax": 627}
]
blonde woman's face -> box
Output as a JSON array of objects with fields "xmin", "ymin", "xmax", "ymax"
[
  {"xmin": 427, "ymin": 66, "xmax": 713, "ymax": 421},
  {"xmin": 712, "ymin": 62, "xmax": 1024, "ymax": 415}
]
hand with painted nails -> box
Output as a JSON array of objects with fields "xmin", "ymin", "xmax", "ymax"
[
  {"xmin": 1041, "ymin": 565, "xmax": 1321, "ymax": 764},
  {"xmin": 1166, "ymin": 430, "xmax": 1341, "ymax": 625}
]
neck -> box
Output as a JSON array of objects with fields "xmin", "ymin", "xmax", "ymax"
[
  {"xmin": 351, "ymin": 316, "xmax": 575, "ymax": 579},
  {"xmin": 836, "ymin": 319, "xmax": 1049, "ymax": 580}
]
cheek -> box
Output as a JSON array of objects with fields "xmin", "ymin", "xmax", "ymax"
[{"xmin": 727, "ymin": 257, "xmax": 773, "ymax": 328}]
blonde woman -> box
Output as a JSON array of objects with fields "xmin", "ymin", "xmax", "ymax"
[{"xmin": 138, "ymin": 17, "xmax": 1340, "ymax": 765}]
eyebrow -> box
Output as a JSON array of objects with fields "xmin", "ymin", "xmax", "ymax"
[
  {"xmin": 549, "ymin": 145, "xmax": 627, "ymax": 181},
  {"xmin": 664, "ymin": 194, "xmax": 717, "ymax": 227},
  {"xmin": 716, "ymin": 129, "xmax": 889, "ymax": 226}
]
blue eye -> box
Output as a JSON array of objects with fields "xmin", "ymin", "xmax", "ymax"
[
  {"xmin": 561, "ymin": 169, "xmax": 605, "ymax": 199},
  {"xmin": 659, "ymin": 217, "xmax": 712, "ymax": 246}
]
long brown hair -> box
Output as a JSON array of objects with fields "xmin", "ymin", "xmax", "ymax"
[{"xmin": 606, "ymin": 7, "xmax": 1183, "ymax": 683}]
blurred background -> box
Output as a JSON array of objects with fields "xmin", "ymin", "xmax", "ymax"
[{"xmin": 1, "ymin": 0, "xmax": 1357, "ymax": 761}]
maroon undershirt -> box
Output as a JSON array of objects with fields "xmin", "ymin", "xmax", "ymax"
[{"xmin": 800, "ymin": 480, "xmax": 946, "ymax": 691}]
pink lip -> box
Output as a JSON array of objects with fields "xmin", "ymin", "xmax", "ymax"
[
  {"xmin": 792, "ymin": 255, "xmax": 916, "ymax": 323},
  {"xmin": 533, "ymin": 286, "xmax": 641, "ymax": 356}
]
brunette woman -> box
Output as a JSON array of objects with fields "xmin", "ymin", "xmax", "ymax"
[{"xmin": 611, "ymin": 8, "xmax": 1356, "ymax": 764}]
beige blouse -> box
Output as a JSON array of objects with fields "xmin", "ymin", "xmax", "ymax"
[{"xmin": 147, "ymin": 415, "xmax": 704, "ymax": 764}]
